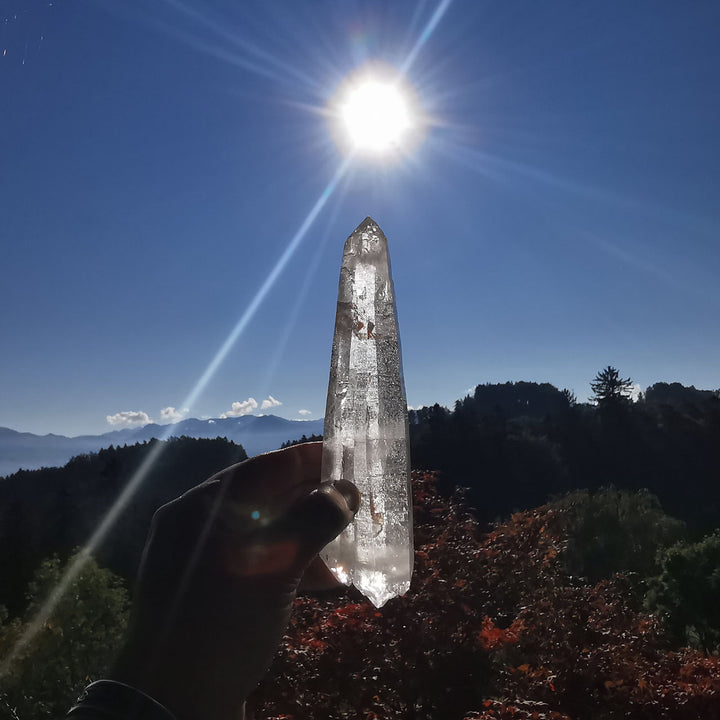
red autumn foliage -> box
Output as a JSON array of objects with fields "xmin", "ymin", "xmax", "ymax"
[
  {"xmin": 247, "ymin": 471, "xmax": 720, "ymax": 720},
  {"xmin": 476, "ymin": 616, "xmax": 524, "ymax": 652}
]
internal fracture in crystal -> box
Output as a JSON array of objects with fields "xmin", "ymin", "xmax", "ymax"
[{"xmin": 321, "ymin": 217, "xmax": 413, "ymax": 608}]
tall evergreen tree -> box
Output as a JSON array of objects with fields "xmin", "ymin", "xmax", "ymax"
[{"xmin": 590, "ymin": 365, "xmax": 634, "ymax": 405}]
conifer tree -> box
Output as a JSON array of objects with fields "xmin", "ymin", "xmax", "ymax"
[{"xmin": 590, "ymin": 365, "xmax": 633, "ymax": 405}]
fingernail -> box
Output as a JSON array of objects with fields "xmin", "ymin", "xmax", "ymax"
[{"xmin": 332, "ymin": 478, "xmax": 361, "ymax": 514}]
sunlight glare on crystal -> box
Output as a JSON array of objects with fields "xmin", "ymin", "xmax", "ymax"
[{"xmin": 334, "ymin": 565, "xmax": 350, "ymax": 585}]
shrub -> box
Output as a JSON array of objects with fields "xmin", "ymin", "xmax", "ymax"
[
  {"xmin": 549, "ymin": 488, "xmax": 685, "ymax": 584},
  {"xmin": 646, "ymin": 530, "xmax": 720, "ymax": 652},
  {"xmin": 0, "ymin": 553, "xmax": 130, "ymax": 720},
  {"xmin": 248, "ymin": 473, "xmax": 720, "ymax": 719}
]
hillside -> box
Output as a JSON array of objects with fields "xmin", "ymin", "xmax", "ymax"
[
  {"xmin": 2, "ymin": 379, "xmax": 719, "ymax": 615},
  {"xmin": 2, "ymin": 380, "xmax": 720, "ymax": 719},
  {"xmin": 409, "ymin": 381, "xmax": 720, "ymax": 534},
  {"xmin": 0, "ymin": 415, "xmax": 323, "ymax": 477},
  {"xmin": 0, "ymin": 436, "xmax": 249, "ymax": 614}
]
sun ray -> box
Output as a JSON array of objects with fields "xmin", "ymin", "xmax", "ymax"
[
  {"xmin": 97, "ymin": 0, "xmax": 319, "ymax": 90},
  {"xmin": 1, "ymin": 0, "xmax": 457, "ymax": 677},
  {"xmin": 400, "ymin": 0, "xmax": 454, "ymax": 75},
  {"xmin": 0, "ymin": 156, "xmax": 351, "ymax": 679},
  {"xmin": 259, "ymin": 185, "xmax": 346, "ymax": 396},
  {"xmin": 430, "ymin": 137, "xmax": 720, "ymax": 308},
  {"xmin": 157, "ymin": 0, "xmax": 321, "ymax": 91},
  {"xmin": 179, "ymin": 155, "xmax": 352, "ymax": 414},
  {"xmin": 0, "ymin": 439, "xmax": 167, "ymax": 676}
]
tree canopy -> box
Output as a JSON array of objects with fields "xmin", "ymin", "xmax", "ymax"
[
  {"xmin": 248, "ymin": 472, "xmax": 720, "ymax": 719},
  {"xmin": 590, "ymin": 366, "xmax": 634, "ymax": 405},
  {"xmin": 1, "ymin": 379, "xmax": 720, "ymax": 719},
  {"xmin": 0, "ymin": 553, "xmax": 130, "ymax": 720},
  {"xmin": 0, "ymin": 436, "xmax": 247, "ymax": 615}
]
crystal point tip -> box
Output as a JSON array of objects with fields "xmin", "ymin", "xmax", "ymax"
[{"xmin": 355, "ymin": 216, "xmax": 380, "ymax": 232}]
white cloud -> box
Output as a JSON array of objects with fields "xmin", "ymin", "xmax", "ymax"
[
  {"xmin": 298, "ymin": 409, "xmax": 311, "ymax": 416},
  {"xmin": 106, "ymin": 410, "xmax": 151, "ymax": 427},
  {"xmin": 260, "ymin": 395, "xmax": 282, "ymax": 410},
  {"xmin": 160, "ymin": 406, "xmax": 189, "ymax": 423},
  {"xmin": 220, "ymin": 398, "xmax": 258, "ymax": 418},
  {"xmin": 630, "ymin": 383, "xmax": 643, "ymax": 402}
]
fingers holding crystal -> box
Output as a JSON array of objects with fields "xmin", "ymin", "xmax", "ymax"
[
  {"xmin": 275, "ymin": 479, "xmax": 361, "ymax": 571},
  {"xmin": 197, "ymin": 442, "xmax": 325, "ymax": 522}
]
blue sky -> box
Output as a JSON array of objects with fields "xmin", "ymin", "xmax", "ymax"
[{"xmin": 2, "ymin": 0, "xmax": 719, "ymax": 437}]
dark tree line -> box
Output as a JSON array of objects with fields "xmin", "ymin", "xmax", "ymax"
[
  {"xmin": 1, "ymin": 374, "xmax": 719, "ymax": 620},
  {"xmin": 2, "ymin": 374, "xmax": 720, "ymax": 720},
  {"xmin": 280, "ymin": 433, "xmax": 323, "ymax": 448},
  {"xmin": 409, "ymin": 377, "xmax": 720, "ymax": 535},
  {"xmin": 0, "ymin": 436, "xmax": 247, "ymax": 616}
]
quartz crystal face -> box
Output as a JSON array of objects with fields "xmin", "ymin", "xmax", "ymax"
[{"xmin": 321, "ymin": 217, "xmax": 413, "ymax": 608}]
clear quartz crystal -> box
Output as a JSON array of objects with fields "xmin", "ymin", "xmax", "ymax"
[{"xmin": 320, "ymin": 217, "xmax": 413, "ymax": 608}]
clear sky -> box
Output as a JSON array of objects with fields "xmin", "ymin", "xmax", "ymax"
[{"xmin": 2, "ymin": 0, "xmax": 719, "ymax": 437}]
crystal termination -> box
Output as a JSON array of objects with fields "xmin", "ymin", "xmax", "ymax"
[{"xmin": 321, "ymin": 217, "xmax": 413, "ymax": 608}]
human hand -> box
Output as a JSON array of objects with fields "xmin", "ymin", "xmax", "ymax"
[{"xmin": 111, "ymin": 442, "xmax": 359, "ymax": 720}]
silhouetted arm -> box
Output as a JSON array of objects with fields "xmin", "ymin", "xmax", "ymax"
[{"xmin": 66, "ymin": 442, "xmax": 359, "ymax": 720}]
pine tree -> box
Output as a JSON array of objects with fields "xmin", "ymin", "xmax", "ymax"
[{"xmin": 590, "ymin": 365, "xmax": 633, "ymax": 405}]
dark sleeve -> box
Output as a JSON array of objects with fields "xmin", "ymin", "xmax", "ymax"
[{"xmin": 66, "ymin": 681, "xmax": 177, "ymax": 720}]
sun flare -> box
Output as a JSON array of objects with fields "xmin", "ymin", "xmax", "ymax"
[
  {"xmin": 340, "ymin": 80, "xmax": 411, "ymax": 153},
  {"xmin": 331, "ymin": 67, "xmax": 420, "ymax": 158}
]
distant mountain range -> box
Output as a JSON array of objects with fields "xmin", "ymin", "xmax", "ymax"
[{"xmin": 0, "ymin": 415, "xmax": 324, "ymax": 477}]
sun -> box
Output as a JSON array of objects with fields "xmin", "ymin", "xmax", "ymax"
[
  {"xmin": 340, "ymin": 79, "xmax": 411, "ymax": 153},
  {"xmin": 330, "ymin": 66, "xmax": 420, "ymax": 158}
]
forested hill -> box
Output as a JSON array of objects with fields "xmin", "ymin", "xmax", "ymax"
[
  {"xmin": 0, "ymin": 436, "xmax": 248, "ymax": 615},
  {"xmin": 1, "ymin": 378, "xmax": 719, "ymax": 615},
  {"xmin": 409, "ymin": 380, "xmax": 720, "ymax": 534}
]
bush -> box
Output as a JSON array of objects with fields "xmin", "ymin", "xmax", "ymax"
[
  {"xmin": 1, "ymin": 476, "xmax": 717, "ymax": 720},
  {"xmin": 549, "ymin": 488, "xmax": 685, "ymax": 584},
  {"xmin": 0, "ymin": 552, "xmax": 130, "ymax": 720},
  {"xmin": 646, "ymin": 530, "xmax": 720, "ymax": 652},
  {"xmin": 248, "ymin": 473, "xmax": 720, "ymax": 719}
]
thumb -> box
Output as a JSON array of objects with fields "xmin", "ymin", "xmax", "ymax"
[{"xmin": 278, "ymin": 479, "xmax": 361, "ymax": 568}]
